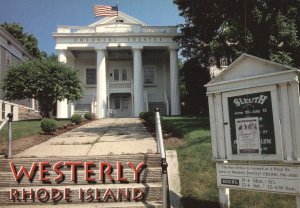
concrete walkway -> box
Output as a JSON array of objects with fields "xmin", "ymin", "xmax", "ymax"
[
  {"xmin": 16, "ymin": 118, "xmax": 157, "ymax": 157},
  {"xmin": 14, "ymin": 118, "xmax": 182, "ymax": 207}
]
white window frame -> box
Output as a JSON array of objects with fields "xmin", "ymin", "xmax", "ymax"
[
  {"xmin": 86, "ymin": 68, "xmax": 97, "ymax": 86},
  {"xmin": 143, "ymin": 65, "xmax": 156, "ymax": 86},
  {"xmin": 121, "ymin": 68, "xmax": 128, "ymax": 81},
  {"xmin": 113, "ymin": 68, "xmax": 120, "ymax": 81},
  {"xmin": 112, "ymin": 68, "xmax": 128, "ymax": 82}
]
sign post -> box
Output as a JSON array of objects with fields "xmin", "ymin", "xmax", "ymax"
[{"xmin": 205, "ymin": 54, "xmax": 300, "ymax": 207}]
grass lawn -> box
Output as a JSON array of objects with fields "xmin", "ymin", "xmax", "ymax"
[
  {"xmin": 0, "ymin": 119, "xmax": 70, "ymax": 142},
  {"xmin": 162, "ymin": 116, "xmax": 296, "ymax": 208}
]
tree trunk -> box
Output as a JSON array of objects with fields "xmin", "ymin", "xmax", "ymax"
[{"xmin": 39, "ymin": 99, "xmax": 52, "ymax": 118}]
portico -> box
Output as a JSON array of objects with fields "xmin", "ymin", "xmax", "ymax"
[{"xmin": 53, "ymin": 12, "xmax": 180, "ymax": 118}]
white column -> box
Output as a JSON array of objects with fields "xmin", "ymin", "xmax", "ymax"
[
  {"xmin": 169, "ymin": 48, "xmax": 180, "ymax": 115},
  {"xmin": 70, "ymin": 104, "xmax": 75, "ymax": 117},
  {"xmin": 68, "ymin": 54, "xmax": 76, "ymax": 118},
  {"xmin": 208, "ymin": 94, "xmax": 218, "ymax": 159},
  {"xmin": 290, "ymin": 81, "xmax": 300, "ymax": 161},
  {"xmin": 96, "ymin": 48, "xmax": 107, "ymax": 118},
  {"xmin": 215, "ymin": 93, "xmax": 226, "ymax": 159},
  {"xmin": 31, "ymin": 99, "xmax": 35, "ymax": 111},
  {"xmin": 4, "ymin": 103, "xmax": 10, "ymax": 118},
  {"xmin": 279, "ymin": 83, "xmax": 293, "ymax": 161},
  {"xmin": 133, "ymin": 47, "xmax": 143, "ymax": 117},
  {"xmin": 56, "ymin": 49, "xmax": 69, "ymax": 118},
  {"xmin": 12, "ymin": 105, "xmax": 18, "ymax": 121}
]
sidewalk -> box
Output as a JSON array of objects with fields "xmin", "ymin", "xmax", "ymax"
[{"xmin": 15, "ymin": 118, "xmax": 157, "ymax": 157}]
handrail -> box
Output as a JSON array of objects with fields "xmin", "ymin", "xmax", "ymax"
[
  {"xmin": 0, "ymin": 113, "xmax": 13, "ymax": 158},
  {"xmin": 0, "ymin": 117, "xmax": 9, "ymax": 130},
  {"xmin": 155, "ymin": 108, "xmax": 169, "ymax": 208},
  {"xmin": 163, "ymin": 91, "xmax": 169, "ymax": 116}
]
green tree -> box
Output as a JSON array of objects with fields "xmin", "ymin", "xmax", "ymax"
[
  {"xmin": 2, "ymin": 58, "xmax": 83, "ymax": 118},
  {"xmin": 180, "ymin": 58, "xmax": 211, "ymax": 115},
  {"xmin": 1, "ymin": 22, "xmax": 40, "ymax": 57},
  {"xmin": 174, "ymin": 0, "xmax": 300, "ymax": 67}
]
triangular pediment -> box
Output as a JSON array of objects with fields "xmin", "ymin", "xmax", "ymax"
[
  {"xmin": 208, "ymin": 54, "xmax": 296, "ymax": 85},
  {"xmin": 89, "ymin": 11, "xmax": 148, "ymax": 26}
]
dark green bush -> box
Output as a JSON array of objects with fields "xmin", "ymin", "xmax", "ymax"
[
  {"xmin": 71, "ymin": 114, "xmax": 82, "ymax": 124},
  {"xmin": 139, "ymin": 111, "xmax": 155, "ymax": 121},
  {"xmin": 40, "ymin": 118, "xmax": 58, "ymax": 133},
  {"xmin": 139, "ymin": 112, "xmax": 146, "ymax": 119},
  {"xmin": 84, "ymin": 112, "xmax": 95, "ymax": 120},
  {"xmin": 139, "ymin": 111, "xmax": 156, "ymax": 128}
]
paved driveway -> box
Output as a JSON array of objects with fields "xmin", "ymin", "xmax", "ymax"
[{"xmin": 15, "ymin": 118, "xmax": 157, "ymax": 157}]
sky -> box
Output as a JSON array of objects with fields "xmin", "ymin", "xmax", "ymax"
[{"xmin": 0, "ymin": 0, "xmax": 184, "ymax": 54}]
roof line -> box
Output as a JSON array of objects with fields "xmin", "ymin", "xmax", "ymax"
[{"xmin": 207, "ymin": 53, "xmax": 297, "ymax": 85}]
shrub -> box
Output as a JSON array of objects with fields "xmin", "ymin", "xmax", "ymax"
[
  {"xmin": 139, "ymin": 111, "xmax": 156, "ymax": 128},
  {"xmin": 139, "ymin": 111, "xmax": 155, "ymax": 121},
  {"xmin": 41, "ymin": 118, "xmax": 58, "ymax": 133},
  {"xmin": 71, "ymin": 114, "xmax": 82, "ymax": 124},
  {"xmin": 84, "ymin": 112, "xmax": 95, "ymax": 120},
  {"xmin": 139, "ymin": 112, "xmax": 146, "ymax": 119}
]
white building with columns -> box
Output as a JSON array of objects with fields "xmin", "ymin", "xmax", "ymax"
[{"xmin": 53, "ymin": 12, "xmax": 180, "ymax": 118}]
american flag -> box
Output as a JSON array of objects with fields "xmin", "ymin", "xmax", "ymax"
[{"xmin": 93, "ymin": 5, "xmax": 118, "ymax": 17}]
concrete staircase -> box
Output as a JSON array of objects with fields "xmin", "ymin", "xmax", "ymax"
[
  {"xmin": 74, "ymin": 103, "xmax": 91, "ymax": 115},
  {"xmin": 148, "ymin": 102, "xmax": 167, "ymax": 116},
  {"xmin": 0, "ymin": 154, "xmax": 163, "ymax": 207}
]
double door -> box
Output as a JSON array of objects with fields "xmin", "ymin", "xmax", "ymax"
[{"xmin": 111, "ymin": 95, "xmax": 131, "ymax": 117}]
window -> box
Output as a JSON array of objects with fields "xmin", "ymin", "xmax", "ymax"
[
  {"xmin": 114, "ymin": 97, "xmax": 121, "ymax": 109},
  {"xmin": 220, "ymin": 57, "xmax": 227, "ymax": 68},
  {"xmin": 122, "ymin": 69, "xmax": 127, "ymax": 81},
  {"xmin": 86, "ymin": 68, "xmax": 96, "ymax": 85},
  {"xmin": 113, "ymin": 68, "xmax": 128, "ymax": 81},
  {"xmin": 114, "ymin": 69, "xmax": 119, "ymax": 81},
  {"xmin": 144, "ymin": 66, "xmax": 156, "ymax": 85}
]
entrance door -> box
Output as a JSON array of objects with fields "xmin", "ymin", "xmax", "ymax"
[{"xmin": 112, "ymin": 95, "xmax": 131, "ymax": 117}]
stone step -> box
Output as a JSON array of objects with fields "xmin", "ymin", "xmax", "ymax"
[
  {"xmin": 0, "ymin": 154, "xmax": 163, "ymax": 207},
  {"xmin": 74, "ymin": 111, "xmax": 89, "ymax": 115},
  {"xmin": 75, "ymin": 104, "xmax": 91, "ymax": 112},
  {"xmin": 0, "ymin": 201, "xmax": 162, "ymax": 207},
  {"xmin": 0, "ymin": 167, "xmax": 162, "ymax": 187},
  {"xmin": 0, "ymin": 154, "xmax": 161, "ymax": 172},
  {"xmin": 148, "ymin": 102, "xmax": 167, "ymax": 115},
  {"xmin": 0, "ymin": 183, "xmax": 163, "ymax": 206}
]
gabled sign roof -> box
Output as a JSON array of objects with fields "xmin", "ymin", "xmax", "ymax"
[
  {"xmin": 89, "ymin": 11, "xmax": 148, "ymax": 26},
  {"xmin": 207, "ymin": 53, "xmax": 297, "ymax": 85}
]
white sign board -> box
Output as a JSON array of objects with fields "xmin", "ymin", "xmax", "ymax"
[{"xmin": 217, "ymin": 164, "xmax": 300, "ymax": 195}]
